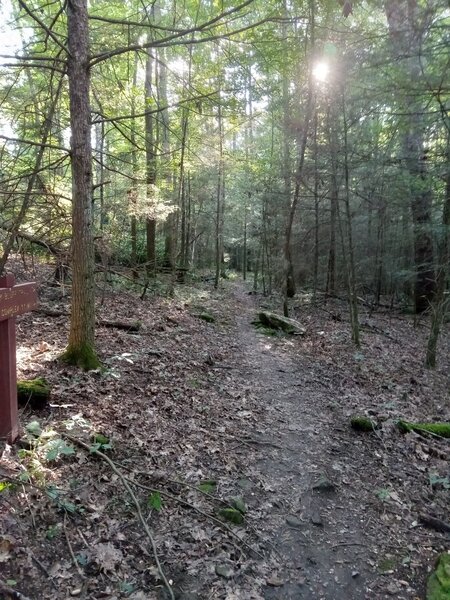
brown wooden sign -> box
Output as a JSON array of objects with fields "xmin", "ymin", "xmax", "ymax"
[{"xmin": 0, "ymin": 274, "xmax": 38, "ymax": 442}]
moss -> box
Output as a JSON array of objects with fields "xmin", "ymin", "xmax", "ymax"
[
  {"xmin": 252, "ymin": 320, "xmax": 277, "ymax": 336},
  {"xmin": 398, "ymin": 420, "xmax": 450, "ymax": 438},
  {"xmin": 427, "ymin": 553, "xmax": 450, "ymax": 600},
  {"xmin": 218, "ymin": 508, "xmax": 244, "ymax": 525},
  {"xmin": 17, "ymin": 378, "xmax": 50, "ymax": 409},
  {"xmin": 196, "ymin": 312, "xmax": 215, "ymax": 323},
  {"xmin": 351, "ymin": 416, "xmax": 379, "ymax": 432},
  {"xmin": 60, "ymin": 343, "xmax": 101, "ymax": 371}
]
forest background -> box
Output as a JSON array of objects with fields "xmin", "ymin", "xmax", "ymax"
[{"xmin": 0, "ymin": 0, "xmax": 448, "ymax": 369}]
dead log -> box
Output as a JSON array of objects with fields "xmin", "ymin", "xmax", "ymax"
[
  {"xmin": 33, "ymin": 307, "xmax": 141, "ymax": 332},
  {"xmin": 98, "ymin": 320, "xmax": 141, "ymax": 332}
]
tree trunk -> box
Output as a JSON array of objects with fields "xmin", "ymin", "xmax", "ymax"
[
  {"xmin": 145, "ymin": 48, "xmax": 156, "ymax": 276},
  {"xmin": 62, "ymin": 0, "xmax": 99, "ymax": 370},
  {"xmin": 426, "ymin": 140, "xmax": 450, "ymax": 367},
  {"xmin": 0, "ymin": 74, "xmax": 64, "ymax": 276},
  {"xmin": 385, "ymin": 0, "xmax": 435, "ymax": 313}
]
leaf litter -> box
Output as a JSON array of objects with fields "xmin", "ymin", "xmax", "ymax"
[{"xmin": 0, "ymin": 262, "xmax": 449, "ymax": 599}]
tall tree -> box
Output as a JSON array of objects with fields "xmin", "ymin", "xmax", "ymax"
[{"xmin": 61, "ymin": 0, "xmax": 100, "ymax": 370}]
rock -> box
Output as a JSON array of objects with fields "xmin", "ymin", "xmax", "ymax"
[
  {"xmin": 350, "ymin": 416, "xmax": 379, "ymax": 432},
  {"xmin": 256, "ymin": 311, "xmax": 306, "ymax": 335},
  {"xmin": 311, "ymin": 512, "xmax": 323, "ymax": 527},
  {"xmin": 196, "ymin": 312, "xmax": 215, "ymax": 323},
  {"xmin": 266, "ymin": 576, "xmax": 285, "ymax": 587},
  {"xmin": 215, "ymin": 564, "xmax": 234, "ymax": 579},
  {"xmin": 312, "ymin": 475, "xmax": 336, "ymax": 493},
  {"xmin": 237, "ymin": 478, "xmax": 253, "ymax": 491},
  {"xmin": 286, "ymin": 515, "xmax": 302, "ymax": 527},
  {"xmin": 17, "ymin": 378, "xmax": 50, "ymax": 409}
]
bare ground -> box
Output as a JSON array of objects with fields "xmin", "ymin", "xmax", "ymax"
[{"xmin": 0, "ymin": 265, "xmax": 449, "ymax": 600}]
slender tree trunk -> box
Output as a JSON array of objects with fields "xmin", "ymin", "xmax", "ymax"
[
  {"xmin": 0, "ymin": 75, "xmax": 64, "ymax": 275},
  {"xmin": 426, "ymin": 140, "xmax": 450, "ymax": 367},
  {"xmin": 214, "ymin": 95, "xmax": 225, "ymax": 289},
  {"xmin": 385, "ymin": 0, "xmax": 435, "ymax": 313},
  {"xmin": 342, "ymin": 88, "xmax": 360, "ymax": 347},
  {"xmin": 326, "ymin": 103, "xmax": 337, "ymax": 296},
  {"xmin": 312, "ymin": 107, "xmax": 319, "ymax": 303},
  {"xmin": 62, "ymin": 0, "xmax": 99, "ymax": 370},
  {"xmin": 130, "ymin": 54, "xmax": 139, "ymax": 277},
  {"xmin": 145, "ymin": 49, "xmax": 156, "ymax": 276}
]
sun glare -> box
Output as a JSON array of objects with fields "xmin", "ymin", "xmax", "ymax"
[{"xmin": 313, "ymin": 61, "xmax": 330, "ymax": 82}]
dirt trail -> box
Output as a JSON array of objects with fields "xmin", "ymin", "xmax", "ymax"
[{"xmin": 223, "ymin": 284, "xmax": 402, "ymax": 599}]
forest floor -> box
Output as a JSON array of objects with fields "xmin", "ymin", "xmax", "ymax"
[{"xmin": 1, "ymin": 261, "xmax": 449, "ymax": 600}]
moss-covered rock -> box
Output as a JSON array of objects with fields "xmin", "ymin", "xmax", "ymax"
[
  {"xmin": 427, "ymin": 553, "xmax": 450, "ymax": 600},
  {"xmin": 17, "ymin": 378, "xmax": 50, "ymax": 409},
  {"xmin": 60, "ymin": 343, "xmax": 101, "ymax": 371},
  {"xmin": 257, "ymin": 311, "xmax": 305, "ymax": 335},
  {"xmin": 351, "ymin": 416, "xmax": 379, "ymax": 432},
  {"xmin": 398, "ymin": 420, "xmax": 450, "ymax": 438},
  {"xmin": 218, "ymin": 508, "xmax": 244, "ymax": 525},
  {"xmin": 196, "ymin": 312, "xmax": 215, "ymax": 323}
]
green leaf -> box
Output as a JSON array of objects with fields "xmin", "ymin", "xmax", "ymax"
[
  {"xmin": 120, "ymin": 581, "xmax": 135, "ymax": 595},
  {"xmin": 44, "ymin": 439, "xmax": 75, "ymax": 462},
  {"xmin": 25, "ymin": 420, "xmax": 42, "ymax": 437},
  {"xmin": 148, "ymin": 492, "xmax": 162, "ymax": 511},
  {"xmin": 218, "ymin": 508, "xmax": 244, "ymax": 524},
  {"xmin": 0, "ymin": 481, "xmax": 13, "ymax": 492},
  {"xmin": 76, "ymin": 552, "xmax": 89, "ymax": 566},
  {"xmin": 6, "ymin": 580, "xmax": 17, "ymax": 587},
  {"xmin": 230, "ymin": 497, "xmax": 247, "ymax": 514},
  {"xmin": 198, "ymin": 479, "xmax": 217, "ymax": 493}
]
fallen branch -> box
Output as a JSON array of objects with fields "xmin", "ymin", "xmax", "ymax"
[
  {"xmin": 98, "ymin": 319, "xmax": 141, "ymax": 332},
  {"xmin": 63, "ymin": 513, "xmax": 86, "ymax": 580},
  {"xmin": 126, "ymin": 476, "xmax": 263, "ymax": 559},
  {"xmin": 419, "ymin": 513, "xmax": 450, "ymax": 534},
  {"xmin": 63, "ymin": 434, "xmax": 175, "ymax": 600},
  {"xmin": 0, "ymin": 581, "xmax": 33, "ymax": 600},
  {"xmin": 34, "ymin": 307, "xmax": 141, "ymax": 332}
]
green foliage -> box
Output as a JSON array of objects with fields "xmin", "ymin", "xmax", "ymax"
[
  {"xmin": 148, "ymin": 491, "xmax": 163, "ymax": 512},
  {"xmin": 397, "ymin": 421, "xmax": 450, "ymax": 438},
  {"xmin": 218, "ymin": 507, "xmax": 245, "ymax": 524},
  {"xmin": 427, "ymin": 553, "xmax": 450, "ymax": 600},
  {"xmin": 198, "ymin": 480, "xmax": 217, "ymax": 493},
  {"xmin": 90, "ymin": 433, "xmax": 112, "ymax": 453},
  {"xmin": 376, "ymin": 488, "xmax": 391, "ymax": 502},
  {"xmin": 350, "ymin": 416, "xmax": 379, "ymax": 432},
  {"xmin": 43, "ymin": 439, "xmax": 76, "ymax": 462},
  {"xmin": 46, "ymin": 486, "xmax": 80, "ymax": 514},
  {"xmin": 429, "ymin": 473, "xmax": 450, "ymax": 490}
]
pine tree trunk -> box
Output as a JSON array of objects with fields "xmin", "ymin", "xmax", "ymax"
[
  {"xmin": 426, "ymin": 142, "xmax": 450, "ymax": 367},
  {"xmin": 62, "ymin": 0, "xmax": 99, "ymax": 370},
  {"xmin": 385, "ymin": 0, "xmax": 435, "ymax": 313}
]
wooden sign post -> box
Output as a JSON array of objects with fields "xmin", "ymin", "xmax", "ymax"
[{"xmin": 0, "ymin": 274, "xmax": 38, "ymax": 442}]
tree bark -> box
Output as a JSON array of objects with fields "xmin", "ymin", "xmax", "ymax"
[
  {"xmin": 62, "ymin": 0, "xmax": 99, "ymax": 370},
  {"xmin": 145, "ymin": 47, "xmax": 156, "ymax": 276},
  {"xmin": 385, "ymin": 0, "xmax": 435, "ymax": 313}
]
